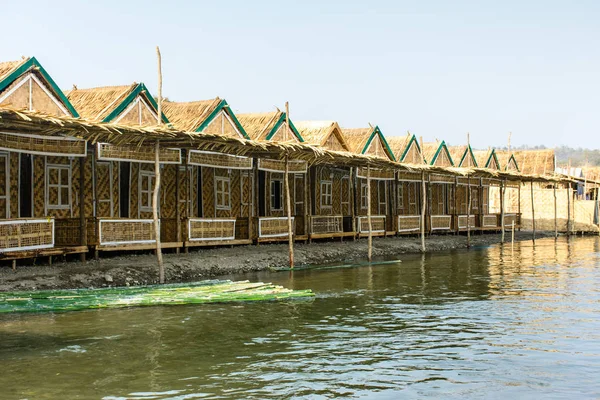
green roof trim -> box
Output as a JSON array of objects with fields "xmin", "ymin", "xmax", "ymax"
[
  {"xmin": 458, "ymin": 144, "xmax": 478, "ymax": 168},
  {"xmin": 101, "ymin": 83, "xmax": 169, "ymax": 124},
  {"xmin": 0, "ymin": 57, "xmax": 79, "ymax": 117},
  {"xmin": 195, "ymin": 99, "xmax": 250, "ymax": 139},
  {"xmin": 265, "ymin": 113, "xmax": 304, "ymax": 142},
  {"xmin": 430, "ymin": 141, "xmax": 455, "ymax": 167},
  {"xmin": 507, "ymin": 154, "xmax": 519, "ymax": 171},
  {"xmin": 360, "ymin": 126, "xmax": 396, "ymax": 161},
  {"xmin": 485, "ymin": 149, "xmax": 500, "ymax": 169},
  {"xmin": 399, "ymin": 134, "xmax": 423, "ymax": 163}
]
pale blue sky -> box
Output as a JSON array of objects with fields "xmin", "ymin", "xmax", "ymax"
[{"xmin": 2, "ymin": 0, "xmax": 599, "ymax": 149}]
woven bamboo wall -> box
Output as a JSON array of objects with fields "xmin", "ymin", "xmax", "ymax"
[
  {"xmin": 130, "ymin": 163, "xmax": 139, "ymax": 218},
  {"xmin": 240, "ymin": 171, "xmax": 252, "ymax": 218},
  {"xmin": 138, "ymin": 163, "xmax": 155, "ymax": 219},
  {"xmin": 341, "ymin": 175, "xmax": 351, "ymax": 216},
  {"xmin": 96, "ymin": 162, "xmax": 112, "ymax": 217},
  {"xmin": 265, "ymin": 172, "xmax": 285, "ymax": 217},
  {"xmin": 0, "ymin": 76, "xmax": 29, "ymax": 109},
  {"xmin": 10, "ymin": 152, "xmax": 18, "ymax": 218},
  {"xmin": 0, "ymin": 153, "xmax": 7, "ymax": 218},
  {"xmin": 161, "ymin": 165, "xmax": 176, "ymax": 219},
  {"xmin": 31, "ymin": 80, "xmax": 64, "ymax": 116},
  {"xmin": 293, "ymin": 174, "xmax": 305, "ymax": 216},
  {"xmin": 33, "ymin": 155, "xmax": 44, "ymax": 217},
  {"xmin": 404, "ymin": 144, "xmax": 423, "ymax": 164},
  {"xmin": 202, "ymin": 167, "xmax": 215, "ymax": 217},
  {"xmin": 517, "ymin": 183, "xmax": 573, "ymax": 231},
  {"xmin": 177, "ymin": 166, "xmax": 188, "ymax": 220}
]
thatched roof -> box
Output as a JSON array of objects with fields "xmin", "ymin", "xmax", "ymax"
[
  {"xmin": 512, "ymin": 149, "xmax": 555, "ymax": 175},
  {"xmin": 0, "ymin": 59, "xmax": 26, "ymax": 82},
  {"xmin": 341, "ymin": 126, "xmax": 395, "ymax": 160},
  {"xmin": 0, "ymin": 107, "xmax": 569, "ymax": 183},
  {"xmin": 162, "ymin": 98, "xmax": 220, "ymax": 132},
  {"xmin": 0, "ymin": 56, "xmax": 79, "ymax": 117},
  {"xmin": 294, "ymin": 121, "xmax": 349, "ymax": 150},
  {"xmin": 385, "ymin": 134, "xmax": 419, "ymax": 162},
  {"xmin": 237, "ymin": 111, "xmax": 302, "ymax": 142},
  {"xmin": 421, "ymin": 142, "xmax": 440, "ymax": 164},
  {"xmin": 472, "ymin": 149, "xmax": 498, "ymax": 169},
  {"xmin": 66, "ymin": 84, "xmax": 135, "ymax": 121},
  {"xmin": 447, "ymin": 145, "xmax": 478, "ymax": 167},
  {"xmin": 495, "ymin": 150, "xmax": 519, "ymax": 171}
]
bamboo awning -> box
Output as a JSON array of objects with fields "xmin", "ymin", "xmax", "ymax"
[{"xmin": 0, "ymin": 107, "xmax": 569, "ymax": 183}]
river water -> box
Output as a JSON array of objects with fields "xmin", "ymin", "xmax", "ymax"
[{"xmin": 0, "ymin": 237, "xmax": 599, "ymax": 399}]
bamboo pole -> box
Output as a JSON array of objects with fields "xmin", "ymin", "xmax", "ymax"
[
  {"xmin": 175, "ymin": 153, "xmax": 181, "ymax": 254},
  {"xmin": 500, "ymin": 180, "xmax": 505, "ymax": 242},
  {"xmin": 79, "ymin": 154, "xmax": 87, "ymax": 262},
  {"xmin": 567, "ymin": 160, "xmax": 571, "ymax": 235},
  {"xmin": 367, "ymin": 166, "xmax": 373, "ymax": 261},
  {"xmin": 531, "ymin": 180, "xmax": 536, "ymax": 243},
  {"xmin": 155, "ymin": 46, "xmax": 164, "ymax": 284},
  {"xmin": 284, "ymin": 155, "xmax": 294, "ymax": 268},
  {"xmin": 467, "ymin": 173, "xmax": 471, "ymax": 248},
  {"xmin": 153, "ymin": 141, "xmax": 164, "ymax": 283},
  {"xmin": 511, "ymin": 220, "xmax": 515, "ymax": 249},
  {"xmin": 420, "ymin": 170, "xmax": 426, "ymax": 253},
  {"xmin": 284, "ymin": 102, "xmax": 295, "ymax": 268},
  {"xmin": 553, "ymin": 183, "xmax": 558, "ymax": 238}
]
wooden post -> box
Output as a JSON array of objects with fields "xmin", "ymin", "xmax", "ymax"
[
  {"xmin": 284, "ymin": 154, "xmax": 294, "ymax": 268},
  {"xmin": 517, "ymin": 181, "xmax": 521, "ymax": 231},
  {"xmin": 153, "ymin": 141, "xmax": 164, "ymax": 283},
  {"xmin": 453, "ymin": 176, "xmax": 458, "ymax": 234},
  {"xmin": 500, "ymin": 180, "xmax": 505, "ymax": 242},
  {"xmin": 175, "ymin": 154, "xmax": 181, "ymax": 254},
  {"xmin": 512, "ymin": 220, "xmax": 515, "ymax": 248},
  {"xmin": 567, "ymin": 183, "xmax": 571, "ymax": 235},
  {"xmin": 79, "ymin": 155, "xmax": 87, "ymax": 262},
  {"xmin": 420, "ymin": 170, "xmax": 426, "ymax": 253},
  {"xmin": 553, "ymin": 183, "xmax": 558, "ymax": 238},
  {"xmin": 155, "ymin": 46, "xmax": 164, "ymax": 284},
  {"xmin": 467, "ymin": 173, "xmax": 471, "ymax": 248},
  {"xmin": 531, "ymin": 180, "xmax": 536, "ymax": 243},
  {"xmin": 367, "ymin": 166, "xmax": 373, "ymax": 261}
]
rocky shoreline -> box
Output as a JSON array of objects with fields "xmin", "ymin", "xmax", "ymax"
[{"xmin": 0, "ymin": 231, "xmax": 555, "ymax": 292}]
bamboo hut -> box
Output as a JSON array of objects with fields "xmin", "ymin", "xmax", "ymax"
[
  {"xmin": 342, "ymin": 126, "xmax": 396, "ymax": 236},
  {"xmin": 472, "ymin": 149, "xmax": 516, "ymax": 231},
  {"xmin": 422, "ymin": 141, "xmax": 456, "ymax": 233},
  {"xmin": 0, "ymin": 57, "xmax": 88, "ymax": 260},
  {"xmin": 386, "ymin": 134, "xmax": 425, "ymax": 234},
  {"xmin": 294, "ymin": 121, "xmax": 356, "ymax": 240},
  {"xmin": 236, "ymin": 110, "xmax": 309, "ymax": 241},
  {"xmin": 162, "ymin": 99, "xmax": 254, "ymax": 247},
  {"xmin": 65, "ymin": 83, "xmax": 181, "ymax": 253}
]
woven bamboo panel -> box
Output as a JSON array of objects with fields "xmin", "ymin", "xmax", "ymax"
[
  {"xmin": 397, "ymin": 215, "xmax": 420, "ymax": 232},
  {"xmin": 403, "ymin": 145, "xmax": 423, "ymax": 164},
  {"xmin": 188, "ymin": 150, "xmax": 252, "ymax": 170},
  {"xmin": 160, "ymin": 217, "xmax": 178, "ymax": 243},
  {"xmin": 482, "ymin": 214, "xmax": 498, "ymax": 227},
  {"xmin": 96, "ymin": 162, "xmax": 112, "ymax": 217},
  {"xmin": 0, "ymin": 154, "xmax": 7, "ymax": 218},
  {"xmin": 430, "ymin": 215, "xmax": 452, "ymax": 230},
  {"xmin": 99, "ymin": 219, "xmax": 155, "ymax": 245},
  {"xmin": 33, "ymin": 156, "xmax": 45, "ymax": 217},
  {"xmin": 310, "ymin": 215, "xmax": 343, "ymax": 234},
  {"xmin": 231, "ymin": 169, "xmax": 241, "ymax": 217},
  {"xmin": 55, "ymin": 217, "xmax": 81, "ymax": 246},
  {"xmin": 332, "ymin": 172, "xmax": 342, "ymax": 215},
  {"xmin": 98, "ymin": 143, "xmax": 181, "ymax": 164},
  {"xmin": 0, "ymin": 218, "xmax": 54, "ymax": 252},
  {"xmin": 0, "ymin": 77, "xmax": 29, "ymax": 109},
  {"xmin": 201, "ymin": 167, "xmax": 215, "ymax": 217},
  {"xmin": 177, "ymin": 166, "xmax": 188, "ymax": 220},
  {"xmin": 10, "ymin": 153, "xmax": 18, "ymax": 218},
  {"xmin": 430, "ymin": 173, "xmax": 454, "ymax": 183},
  {"xmin": 130, "ymin": 163, "xmax": 139, "ymax": 218},
  {"xmin": 235, "ymin": 217, "xmax": 249, "ymax": 239},
  {"xmin": 30, "ymin": 78, "xmax": 65, "ymax": 116},
  {"xmin": 397, "ymin": 171, "xmax": 422, "ymax": 181},
  {"xmin": 341, "ymin": 176, "xmax": 351, "ymax": 216},
  {"xmin": 294, "ymin": 175, "xmax": 305, "ymax": 216},
  {"xmin": 357, "ymin": 216, "xmax": 385, "ymax": 232},
  {"xmin": 324, "ymin": 134, "xmax": 346, "ymax": 152},
  {"xmin": 258, "ymin": 217, "xmax": 293, "ymax": 238},
  {"xmin": 258, "ymin": 159, "xmax": 307, "ymax": 173},
  {"xmin": 240, "ymin": 171, "xmax": 252, "ymax": 218},
  {"xmin": 188, "ymin": 218, "xmax": 235, "ymax": 241},
  {"xmin": 161, "ymin": 165, "xmax": 176, "ymax": 219},
  {"xmin": 357, "ymin": 167, "xmax": 394, "ymax": 180},
  {"xmin": 0, "ymin": 132, "xmax": 86, "ymax": 156},
  {"xmin": 457, "ymin": 215, "xmax": 476, "ymax": 229},
  {"xmin": 457, "ymin": 177, "xmax": 471, "ymax": 186}
]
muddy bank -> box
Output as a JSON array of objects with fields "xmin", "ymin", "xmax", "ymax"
[{"xmin": 0, "ymin": 231, "xmax": 555, "ymax": 292}]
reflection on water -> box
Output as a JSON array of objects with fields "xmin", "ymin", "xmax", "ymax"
[{"xmin": 0, "ymin": 237, "xmax": 599, "ymax": 399}]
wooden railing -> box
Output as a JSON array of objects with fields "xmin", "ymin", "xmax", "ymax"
[
  {"xmin": 430, "ymin": 215, "xmax": 452, "ymax": 231},
  {"xmin": 0, "ymin": 218, "xmax": 54, "ymax": 253},
  {"xmin": 188, "ymin": 218, "xmax": 236, "ymax": 242},
  {"xmin": 397, "ymin": 215, "xmax": 421, "ymax": 233},
  {"xmin": 482, "ymin": 214, "xmax": 498, "ymax": 228},
  {"xmin": 309, "ymin": 216, "xmax": 343, "ymax": 234},
  {"xmin": 356, "ymin": 216, "xmax": 386, "ymax": 233},
  {"xmin": 98, "ymin": 219, "xmax": 155, "ymax": 246},
  {"xmin": 258, "ymin": 217, "xmax": 294, "ymax": 238},
  {"xmin": 457, "ymin": 215, "xmax": 477, "ymax": 230}
]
